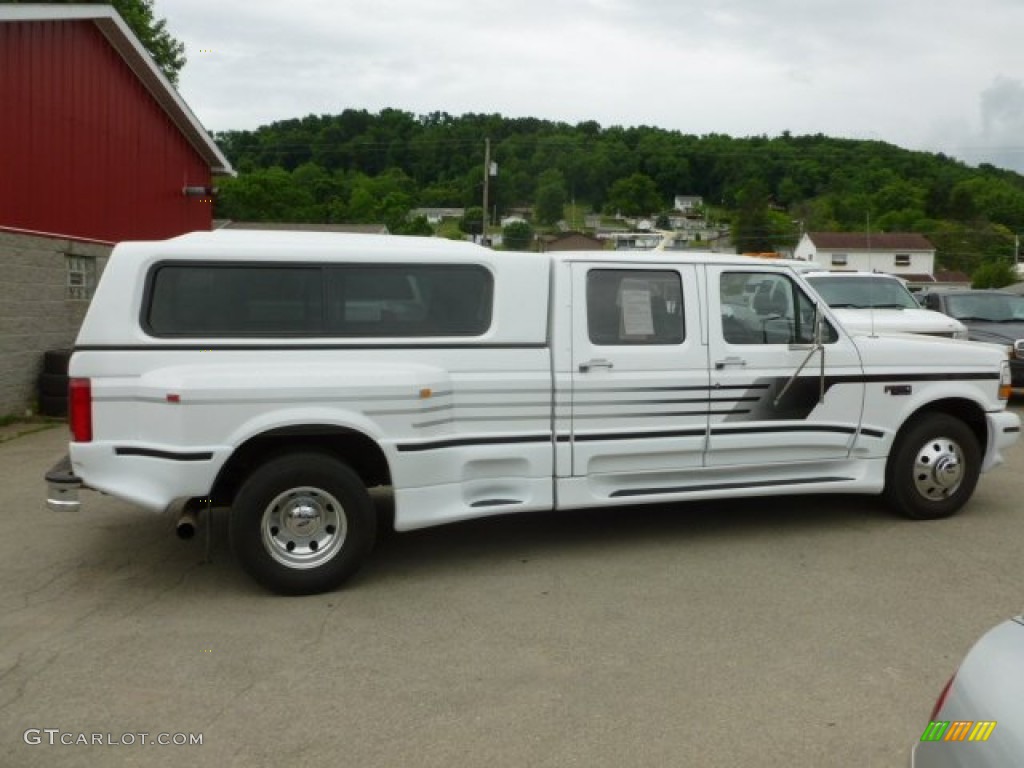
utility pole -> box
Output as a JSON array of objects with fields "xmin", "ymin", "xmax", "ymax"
[
  {"xmin": 866, "ymin": 211, "xmax": 872, "ymax": 272},
  {"xmin": 482, "ymin": 138, "xmax": 490, "ymax": 246}
]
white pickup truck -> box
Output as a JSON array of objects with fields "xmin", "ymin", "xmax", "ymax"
[{"xmin": 45, "ymin": 231, "xmax": 1020, "ymax": 594}]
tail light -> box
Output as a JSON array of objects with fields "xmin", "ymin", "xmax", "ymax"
[
  {"xmin": 69, "ymin": 378, "xmax": 92, "ymax": 443},
  {"xmin": 929, "ymin": 672, "xmax": 956, "ymax": 720}
]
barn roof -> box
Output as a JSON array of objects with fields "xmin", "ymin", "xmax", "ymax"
[{"xmin": 0, "ymin": 4, "xmax": 233, "ymax": 176}]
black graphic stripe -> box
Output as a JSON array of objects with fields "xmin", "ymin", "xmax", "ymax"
[
  {"xmin": 114, "ymin": 447, "xmax": 214, "ymax": 461},
  {"xmin": 396, "ymin": 434, "xmax": 553, "ymax": 452},
  {"xmin": 573, "ymin": 428, "xmax": 707, "ymax": 442},
  {"xmin": 711, "ymin": 424, "xmax": 858, "ymax": 436},
  {"xmin": 611, "ymin": 476, "xmax": 854, "ymax": 498},
  {"xmin": 399, "ymin": 423, "xmax": 885, "ymax": 452}
]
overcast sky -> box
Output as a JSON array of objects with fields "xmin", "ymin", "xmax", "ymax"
[{"xmin": 169, "ymin": 0, "xmax": 1024, "ymax": 173}]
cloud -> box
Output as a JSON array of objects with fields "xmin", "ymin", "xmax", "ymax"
[
  {"xmin": 169, "ymin": 0, "xmax": 1024, "ymax": 172},
  {"xmin": 977, "ymin": 78, "xmax": 1024, "ymax": 172},
  {"xmin": 921, "ymin": 77, "xmax": 1024, "ymax": 173}
]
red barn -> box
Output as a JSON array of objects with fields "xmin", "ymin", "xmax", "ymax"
[
  {"xmin": 0, "ymin": 4, "xmax": 232, "ymax": 241},
  {"xmin": 0, "ymin": 5, "xmax": 233, "ymax": 415}
]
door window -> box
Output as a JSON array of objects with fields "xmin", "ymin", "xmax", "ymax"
[
  {"xmin": 586, "ymin": 270, "xmax": 684, "ymax": 345},
  {"xmin": 719, "ymin": 272, "xmax": 836, "ymax": 345}
]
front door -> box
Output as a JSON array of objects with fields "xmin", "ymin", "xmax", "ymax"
[{"xmin": 705, "ymin": 265, "xmax": 865, "ymax": 471}]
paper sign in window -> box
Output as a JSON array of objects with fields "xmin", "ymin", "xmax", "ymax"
[{"xmin": 620, "ymin": 288, "xmax": 654, "ymax": 336}]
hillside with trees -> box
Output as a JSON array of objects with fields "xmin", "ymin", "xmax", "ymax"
[{"xmin": 212, "ymin": 109, "xmax": 1024, "ymax": 275}]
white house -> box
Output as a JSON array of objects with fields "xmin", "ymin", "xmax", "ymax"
[
  {"xmin": 410, "ymin": 207, "xmax": 464, "ymax": 225},
  {"xmin": 673, "ymin": 195, "xmax": 703, "ymax": 213},
  {"xmin": 794, "ymin": 232, "xmax": 936, "ymax": 277}
]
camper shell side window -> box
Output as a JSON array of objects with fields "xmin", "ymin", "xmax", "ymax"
[{"xmin": 142, "ymin": 261, "xmax": 494, "ymax": 338}]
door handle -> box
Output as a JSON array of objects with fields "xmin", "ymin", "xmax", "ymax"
[
  {"xmin": 579, "ymin": 359, "xmax": 614, "ymax": 373},
  {"xmin": 714, "ymin": 356, "xmax": 747, "ymax": 369}
]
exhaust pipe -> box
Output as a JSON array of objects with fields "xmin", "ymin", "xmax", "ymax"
[{"xmin": 176, "ymin": 509, "xmax": 198, "ymax": 540}]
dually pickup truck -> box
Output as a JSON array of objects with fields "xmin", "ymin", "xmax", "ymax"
[{"xmin": 45, "ymin": 231, "xmax": 1020, "ymax": 594}]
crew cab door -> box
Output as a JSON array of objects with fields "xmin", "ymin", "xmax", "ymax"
[
  {"xmin": 704, "ymin": 265, "xmax": 865, "ymax": 469},
  {"xmin": 568, "ymin": 262, "xmax": 709, "ymax": 490}
]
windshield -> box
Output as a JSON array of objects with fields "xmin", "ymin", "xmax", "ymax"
[
  {"xmin": 945, "ymin": 293, "xmax": 1024, "ymax": 322},
  {"xmin": 805, "ymin": 275, "xmax": 919, "ymax": 309}
]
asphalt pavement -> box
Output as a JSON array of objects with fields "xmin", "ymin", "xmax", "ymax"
[{"xmin": 2, "ymin": 409, "xmax": 1023, "ymax": 768}]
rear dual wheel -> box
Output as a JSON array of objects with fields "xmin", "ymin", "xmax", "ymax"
[{"xmin": 230, "ymin": 452, "xmax": 375, "ymax": 595}]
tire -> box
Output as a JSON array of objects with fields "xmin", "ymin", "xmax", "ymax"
[
  {"xmin": 230, "ymin": 452, "xmax": 376, "ymax": 595},
  {"xmin": 38, "ymin": 393, "xmax": 68, "ymax": 418},
  {"xmin": 38, "ymin": 372, "xmax": 69, "ymax": 397},
  {"xmin": 883, "ymin": 414, "xmax": 981, "ymax": 520},
  {"xmin": 43, "ymin": 348, "xmax": 73, "ymax": 375}
]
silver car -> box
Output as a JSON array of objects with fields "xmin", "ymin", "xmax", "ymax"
[{"xmin": 912, "ymin": 617, "xmax": 1024, "ymax": 766}]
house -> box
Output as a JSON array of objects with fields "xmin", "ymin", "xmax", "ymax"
[
  {"xmin": 0, "ymin": 5, "xmax": 232, "ymax": 415},
  {"xmin": 539, "ymin": 232, "xmax": 605, "ymax": 252},
  {"xmin": 673, "ymin": 195, "xmax": 703, "ymax": 213},
  {"xmin": 605, "ymin": 232, "xmax": 666, "ymax": 250},
  {"xmin": 794, "ymin": 232, "xmax": 936, "ymax": 276},
  {"xmin": 409, "ymin": 208, "xmax": 464, "ymax": 225}
]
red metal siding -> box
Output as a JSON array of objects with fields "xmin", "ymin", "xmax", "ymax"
[{"xmin": 0, "ymin": 20, "xmax": 213, "ymax": 241}]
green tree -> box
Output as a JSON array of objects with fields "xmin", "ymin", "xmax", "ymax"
[
  {"xmin": 393, "ymin": 215, "xmax": 434, "ymax": 237},
  {"xmin": 22, "ymin": 0, "xmax": 187, "ymax": 84},
  {"xmin": 607, "ymin": 173, "xmax": 662, "ymax": 217},
  {"xmin": 732, "ymin": 180, "xmax": 774, "ymax": 253},
  {"xmin": 502, "ymin": 220, "xmax": 534, "ymax": 251},
  {"xmin": 535, "ymin": 170, "xmax": 567, "ymax": 226},
  {"xmin": 460, "ymin": 207, "xmax": 484, "ymax": 237},
  {"xmin": 215, "ymin": 166, "xmax": 316, "ymax": 222},
  {"xmin": 211, "ymin": 107, "xmax": 1024, "ymax": 261},
  {"xmin": 972, "ymin": 260, "xmax": 1018, "ymax": 289}
]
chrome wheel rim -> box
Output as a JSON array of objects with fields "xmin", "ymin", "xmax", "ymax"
[
  {"xmin": 260, "ymin": 486, "xmax": 347, "ymax": 569},
  {"xmin": 912, "ymin": 436, "xmax": 965, "ymax": 501}
]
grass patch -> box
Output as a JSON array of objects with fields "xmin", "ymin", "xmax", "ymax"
[{"xmin": 0, "ymin": 413, "xmax": 65, "ymax": 443}]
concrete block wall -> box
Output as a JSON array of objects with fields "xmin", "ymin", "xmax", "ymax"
[{"xmin": 0, "ymin": 231, "xmax": 110, "ymax": 416}]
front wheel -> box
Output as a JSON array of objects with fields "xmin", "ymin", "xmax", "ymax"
[
  {"xmin": 883, "ymin": 414, "xmax": 981, "ymax": 520},
  {"xmin": 230, "ymin": 452, "xmax": 376, "ymax": 595}
]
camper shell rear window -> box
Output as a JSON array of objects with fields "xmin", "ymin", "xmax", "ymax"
[{"xmin": 143, "ymin": 262, "xmax": 493, "ymax": 338}]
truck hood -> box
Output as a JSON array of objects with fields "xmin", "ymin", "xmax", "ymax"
[
  {"xmin": 847, "ymin": 332, "xmax": 1008, "ymax": 368},
  {"xmin": 829, "ymin": 307, "xmax": 967, "ymax": 338}
]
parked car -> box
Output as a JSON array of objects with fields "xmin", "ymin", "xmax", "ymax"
[
  {"xmin": 920, "ymin": 290, "xmax": 1024, "ymax": 388},
  {"xmin": 804, "ymin": 272, "xmax": 968, "ymax": 339},
  {"xmin": 912, "ymin": 617, "xmax": 1024, "ymax": 766}
]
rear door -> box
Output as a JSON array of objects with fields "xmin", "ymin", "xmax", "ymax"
[{"xmin": 568, "ymin": 262, "xmax": 709, "ymax": 496}]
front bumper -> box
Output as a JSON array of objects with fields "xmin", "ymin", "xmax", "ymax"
[
  {"xmin": 45, "ymin": 455, "xmax": 82, "ymax": 512},
  {"xmin": 982, "ymin": 409, "xmax": 1022, "ymax": 473},
  {"xmin": 1011, "ymin": 358, "xmax": 1024, "ymax": 388}
]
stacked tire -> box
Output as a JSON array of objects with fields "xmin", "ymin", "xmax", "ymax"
[{"xmin": 38, "ymin": 348, "xmax": 73, "ymax": 418}]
